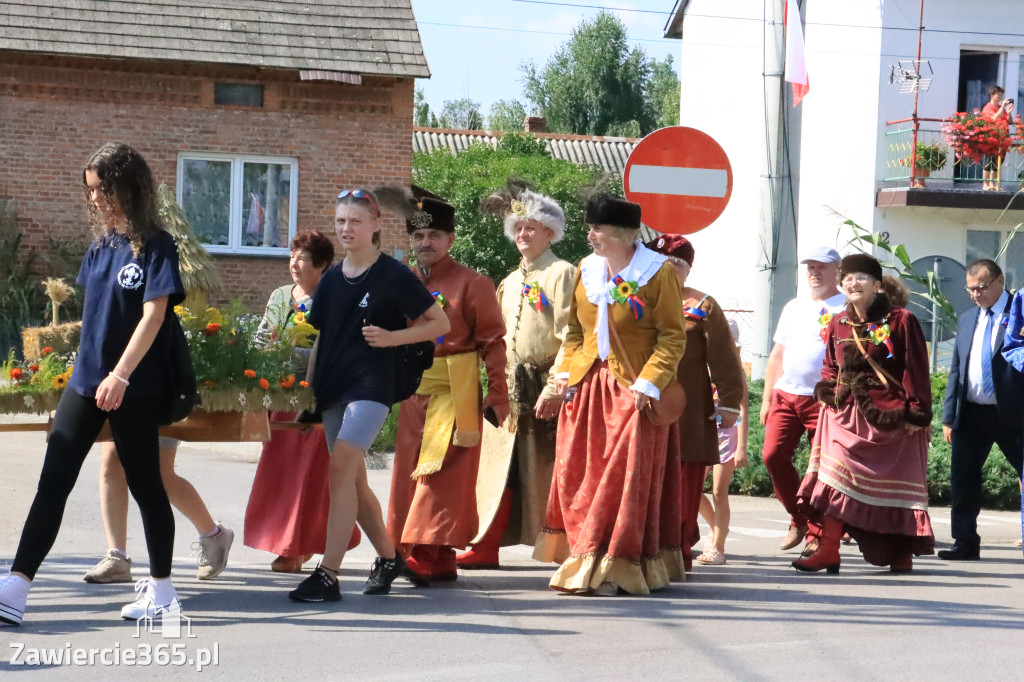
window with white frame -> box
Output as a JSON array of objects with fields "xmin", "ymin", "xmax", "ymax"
[{"xmin": 176, "ymin": 153, "xmax": 298, "ymax": 254}]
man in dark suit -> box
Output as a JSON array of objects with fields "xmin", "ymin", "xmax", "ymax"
[{"xmin": 940, "ymin": 259, "xmax": 1024, "ymax": 560}]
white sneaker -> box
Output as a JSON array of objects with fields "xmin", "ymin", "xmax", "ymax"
[
  {"xmin": 0, "ymin": 572, "xmax": 31, "ymax": 626},
  {"xmin": 195, "ymin": 524, "xmax": 234, "ymax": 580},
  {"xmin": 120, "ymin": 578, "xmax": 181, "ymax": 620}
]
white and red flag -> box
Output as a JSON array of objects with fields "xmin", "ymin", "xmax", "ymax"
[{"xmin": 784, "ymin": 0, "xmax": 810, "ymax": 106}]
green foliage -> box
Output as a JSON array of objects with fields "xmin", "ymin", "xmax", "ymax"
[
  {"xmin": 522, "ymin": 11, "xmax": 656, "ymax": 136},
  {"xmin": 412, "ymin": 132, "xmax": 613, "ymax": 282},
  {"xmin": 414, "ymin": 87, "xmax": 438, "ymax": 128},
  {"xmin": 911, "ymin": 141, "xmax": 948, "ymax": 171},
  {"xmin": 488, "ymin": 99, "xmax": 529, "ymax": 132},
  {"xmin": 438, "ymin": 97, "xmax": 484, "ymax": 130},
  {"xmin": 649, "ymin": 55, "xmax": 681, "ymax": 130}
]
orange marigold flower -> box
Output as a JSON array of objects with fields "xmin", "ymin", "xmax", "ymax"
[
  {"xmin": 299, "ymin": 380, "xmax": 310, "ymax": 388},
  {"xmin": 28, "ymin": 364, "xmax": 40, "ymax": 372},
  {"xmin": 278, "ymin": 374, "xmax": 295, "ymax": 389},
  {"xmin": 203, "ymin": 322, "xmax": 222, "ymax": 336},
  {"xmin": 41, "ymin": 346, "xmax": 54, "ymax": 354},
  {"xmin": 203, "ymin": 380, "xmax": 216, "ymax": 387},
  {"xmin": 258, "ymin": 378, "xmax": 270, "ymax": 390},
  {"xmin": 10, "ymin": 368, "xmax": 23, "ymax": 380},
  {"xmin": 243, "ymin": 369, "xmax": 256, "ymax": 378}
]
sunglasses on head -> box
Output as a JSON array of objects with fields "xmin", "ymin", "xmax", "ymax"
[{"xmin": 337, "ymin": 189, "xmax": 380, "ymax": 216}]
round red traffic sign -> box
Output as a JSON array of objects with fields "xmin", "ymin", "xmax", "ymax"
[{"xmin": 624, "ymin": 126, "xmax": 732, "ymax": 235}]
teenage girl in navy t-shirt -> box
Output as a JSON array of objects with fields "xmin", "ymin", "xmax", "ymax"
[
  {"xmin": 287, "ymin": 188, "xmax": 449, "ymax": 603},
  {"xmin": 0, "ymin": 144, "xmax": 184, "ymax": 627}
]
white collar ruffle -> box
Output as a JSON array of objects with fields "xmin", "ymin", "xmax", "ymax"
[{"xmin": 578, "ymin": 242, "xmax": 667, "ymax": 359}]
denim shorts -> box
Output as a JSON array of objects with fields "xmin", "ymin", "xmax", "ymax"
[
  {"xmin": 322, "ymin": 400, "xmax": 391, "ymax": 452},
  {"xmin": 158, "ymin": 437, "xmax": 180, "ymax": 449}
]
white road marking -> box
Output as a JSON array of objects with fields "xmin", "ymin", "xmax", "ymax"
[{"xmin": 628, "ymin": 165, "xmax": 729, "ymax": 198}]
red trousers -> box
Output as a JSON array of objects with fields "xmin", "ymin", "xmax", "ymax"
[{"xmin": 762, "ymin": 390, "xmax": 820, "ymax": 526}]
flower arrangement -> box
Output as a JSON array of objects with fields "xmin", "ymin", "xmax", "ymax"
[
  {"xmin": 1, "ymin": 302, "xmax": 316, "ymax": 415},
  {"xmin": 942, "ymin": 110, "xmax": 1018, "ymax": 164},
  {"xmin": 901, "ymin": 141, "xmax": 948, "ymax": 171}
]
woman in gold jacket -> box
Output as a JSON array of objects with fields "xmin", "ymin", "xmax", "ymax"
[{"xmin": 533, "ymin": 194, "xmax": 687, "ymax": 595}]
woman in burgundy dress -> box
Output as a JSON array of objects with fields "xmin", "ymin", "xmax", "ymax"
[{"xmin": 794, "ymin": 254, "xmax": 934, "ymax": 574}]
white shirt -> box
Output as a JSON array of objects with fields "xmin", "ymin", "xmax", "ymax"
[
  {"xmin": 772, "ymin": 292, "xmax": 847, "ymax": 396},
  {"xmin": 966, "ymin": 289, "xmax": 1009, "ymax": 405}
]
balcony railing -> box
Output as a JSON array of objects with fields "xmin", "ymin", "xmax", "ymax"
[{"xmin": 883, "ymin": 117, "xmax": 1024, "ymax": 190}]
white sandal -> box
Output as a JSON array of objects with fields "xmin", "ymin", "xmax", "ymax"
[{"xmin": 695, "ymin": 549, "xmax": 726, "ymax": 565}]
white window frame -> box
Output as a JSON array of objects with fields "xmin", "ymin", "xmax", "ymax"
[{"xmin": 176, "ymin": 152, "xmax": 299, "ymax": 256}]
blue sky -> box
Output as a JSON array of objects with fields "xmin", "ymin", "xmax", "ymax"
[{"xmin": 411, "ymin": 0, "xmax": 682, "ymax": 124}]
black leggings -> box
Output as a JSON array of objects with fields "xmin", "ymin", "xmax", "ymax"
[{"xmin": 12, "ymin": 389, "xmax": 175, "ymax": 580}]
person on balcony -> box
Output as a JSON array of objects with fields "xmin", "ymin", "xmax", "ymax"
[{"xmin": 981, "ymin": 85, "xmax": 1014, "ymax": 191}]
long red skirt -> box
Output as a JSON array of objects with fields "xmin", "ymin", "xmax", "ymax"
[
  {"xmin": 797, "ymin": 403, "xmax": 935, "ymax": 565},
  {"xmin": 244, "ymin": 411, "xmax": 330, "ymax": 557},
  {"xmin": 533, "ymin": 363, "xmax": 684, "ymax": 594}
]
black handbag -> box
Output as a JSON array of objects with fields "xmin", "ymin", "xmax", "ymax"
[
  {"xmin": 160, "ymin": 311, "xmax": 200, "ymax": 425},
  {"xmin": 393, "ymin": 339, "xmax": 436, "ymax": 404}
]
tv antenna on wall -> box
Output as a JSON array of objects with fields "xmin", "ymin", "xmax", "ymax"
[{"xmin": 889, "ymin": 60, "xmax": 933, "ymax": 93}]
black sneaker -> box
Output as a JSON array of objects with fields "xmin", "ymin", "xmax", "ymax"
[
  {"xmin": 288, "ymin": 567, "xmax": 341, "ymax": 602},
  {"xmin": 363, "ymin": 554, "xmax": 407, "ymax": 595}
]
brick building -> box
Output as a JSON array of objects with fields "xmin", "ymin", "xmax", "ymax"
[{"xmin": 0, "ymin": 0, "xmax": 429, "ymax": 308}]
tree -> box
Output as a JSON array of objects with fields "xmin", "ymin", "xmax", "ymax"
[
  {"xmin": 488, "ymin": 99, "xmax": 529, "ymax": 132},
  {"xmin": 437, "ymin": 98, "xmax": 484, "ymax": 130},
  {"xmin": 414, "ymin": 87, "xmax": 439, "ymax": 128},
  {"xmin": 412, "ymin": 133, "xmax": 612, "ymax": 282},
  {"xmin": 522, "ymin": 12, "xmax": 655, "ymax": 136},
  {"xmin": 649, "ymin": 55, "xmax": 681, "ymax": 129}
]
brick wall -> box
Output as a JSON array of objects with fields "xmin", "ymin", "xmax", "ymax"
[{"xmin": 0, "ymin": 54, "xmax": 415, "ymax": 310}]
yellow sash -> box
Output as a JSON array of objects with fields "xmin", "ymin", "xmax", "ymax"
[{"xmin": 412, "ymin": 351, "xmax": 481, "ymax": 478}]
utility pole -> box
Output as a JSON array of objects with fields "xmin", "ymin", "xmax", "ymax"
[{"xmin": 752, "ymin": 0, "xmax": 799, "ymax": 378}]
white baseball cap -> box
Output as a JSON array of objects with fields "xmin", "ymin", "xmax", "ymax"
[{"xmin": 799, "ymin": 246, "xmax": 841, "ymax": 264}]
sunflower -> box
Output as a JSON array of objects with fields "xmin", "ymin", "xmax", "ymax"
[
  {"xmin": 617, "ymin": 281, "xmax": 634, "ymax": 298},
  {"xmin": 52, "ymin": 373, "xmax": 68, "ymax": 389},
  {"xmin": 293, "ymin": 311, "xmax": 306, "ymax": 325}
]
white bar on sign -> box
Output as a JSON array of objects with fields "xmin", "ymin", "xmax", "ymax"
[{"xmin": 628, "ymin": 164, "xmax": 729, "ymax": 198}]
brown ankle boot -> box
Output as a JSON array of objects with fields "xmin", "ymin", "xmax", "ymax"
[{"xmin": 780, "ymin": 521, "xmax": 809, "ymax": 551}]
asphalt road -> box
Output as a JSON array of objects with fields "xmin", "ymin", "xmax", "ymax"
[{"xmin": 1, "ymin": 427, "xmax": 1022, "ymax": 680}]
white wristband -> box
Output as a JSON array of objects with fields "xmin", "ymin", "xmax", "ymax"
[{"xmin": 109, "ymin": 372, "xmax": 130, "ymax": 387}]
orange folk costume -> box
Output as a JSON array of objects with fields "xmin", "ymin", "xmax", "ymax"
[
  {"xmin": 533, "ymin": 244, "xmax": 686, "ymax": 594},
  {"xmin": 387, "ymin": 254, "xmax": 509, "ymax": 579}
]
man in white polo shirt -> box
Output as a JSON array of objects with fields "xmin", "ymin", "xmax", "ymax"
[{"xmin": 759, "ymin": 246, "xmax": 845, "ymax": 551}]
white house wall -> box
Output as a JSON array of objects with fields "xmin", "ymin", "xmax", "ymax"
[{"xmin": 677, "ymin": 0, "xmax": 769, "ymax": 358}]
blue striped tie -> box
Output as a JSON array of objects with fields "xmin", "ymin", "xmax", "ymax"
[{"xmin": 981, "ymin": 308, "xmax": 996, "ymax": 399}]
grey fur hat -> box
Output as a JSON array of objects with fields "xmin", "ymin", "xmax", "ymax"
[{"xmin": 480, "ymin": 181, "xmax": 566, "ymax": 243}]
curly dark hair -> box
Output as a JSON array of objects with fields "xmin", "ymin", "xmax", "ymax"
[
  {"xmin": 82, "ymin": 143, "xmax": 163, "ymax": 253},
  {"xmin": 291, "ymin": 230, "xmax": 335, "ymax": 271}
]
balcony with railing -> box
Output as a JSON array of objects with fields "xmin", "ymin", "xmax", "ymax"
[{"xmin": 877, "ymin": 117, "xmax": 1024, "ymax": 209}]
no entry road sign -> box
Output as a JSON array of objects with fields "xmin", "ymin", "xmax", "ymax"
[{"xmin": 624, "ymin": 126, "xmax": 732, "ymax": 235}]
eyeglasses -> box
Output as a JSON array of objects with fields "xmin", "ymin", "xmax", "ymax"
[
  {"xmin": 965, "ymin": 281, "xmax": 994, "ymax": 294},
  {"xmin": 336, "ymin": 189, "xmax": 380, "ymax": 216},
  {"xmin": 841, "ymin": 274, "xmax": 875, "ymax": 286}
]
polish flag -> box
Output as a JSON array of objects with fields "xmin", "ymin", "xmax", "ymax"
[{"xmin": 784, "ymin": 0, "xmax": 810, "ymax": 106}]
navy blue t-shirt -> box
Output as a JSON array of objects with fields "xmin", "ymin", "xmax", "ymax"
[
  {"xmin": 309, "ymin": 254, "xmax": 436, "ymax": 409},
  {"xmin": 71, "ymin": 230, "xmax": 185, "ymax": 399}
]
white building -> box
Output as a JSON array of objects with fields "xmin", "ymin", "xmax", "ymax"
[{"xmin": 665, "ymin": 0, "xmax": 1024, "ymax": 373}]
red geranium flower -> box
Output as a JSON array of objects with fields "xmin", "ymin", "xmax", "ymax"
[
  {"xmin": 41, "ymin": 346, "xmax": 54, "ymax": 354},
  {"xmin": 203, "ymin": 323, "xmax": 221, "ymax": 336},
  {"xmin": 28, "ymin": 364, "xmax": 40, "ymax": 372},
  {"xmin": 10, "ymin": 368, "xmax": 23, "ymax": 380}
]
